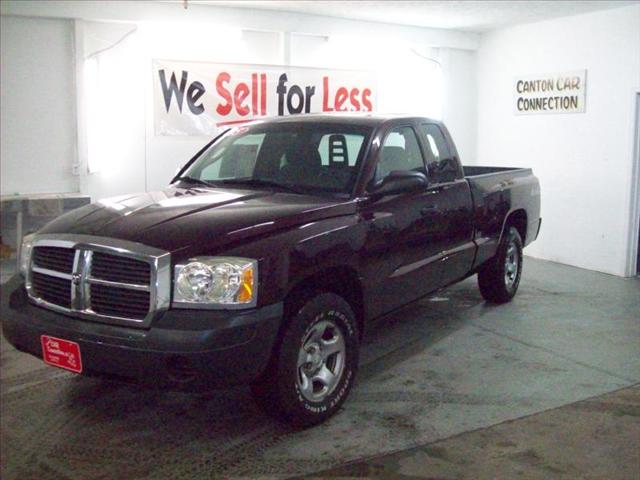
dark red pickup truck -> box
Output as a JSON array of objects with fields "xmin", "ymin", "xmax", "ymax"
[{"xmin": 2, "ymin": 114, "xmax": 541, "ymax": 426}]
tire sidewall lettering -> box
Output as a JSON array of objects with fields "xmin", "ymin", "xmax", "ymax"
[{"xmin": 293, "ymin": 304, "xmax": 356, "ymax": 417}]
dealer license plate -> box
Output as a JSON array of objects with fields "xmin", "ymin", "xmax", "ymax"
[{"xmin": 40, "ymin": 335, "xmax": 83, "ymax": 374}]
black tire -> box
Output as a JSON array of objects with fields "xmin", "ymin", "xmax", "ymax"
[
  {"xmin": 478, "ymin": 226, "xmax": 523, "ymax": 303},
  {"xmin": 251, "ymin": 292, "xmax": 359, "ymax": 428}
]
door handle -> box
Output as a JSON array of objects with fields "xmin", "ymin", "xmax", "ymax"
[
  {"xmin": 420, "ymin": 205, "xmax": 438, "ymax": 216},
  {"xmin": 427, "ymin": 184, "xmax": 452, "ymax": 194}
]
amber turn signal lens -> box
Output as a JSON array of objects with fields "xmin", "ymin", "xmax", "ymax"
[{"xmin": 237, "ymin": 266, "xmax": 254, "ymax": 303}]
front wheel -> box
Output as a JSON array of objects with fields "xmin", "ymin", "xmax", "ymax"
[
  {"xmin": 478, "ymin": 226, "xmax": 523, "ymax": 303},
  {"xmin": 251, "ymin": 292, "xmax": 359, "ymax": 428}
]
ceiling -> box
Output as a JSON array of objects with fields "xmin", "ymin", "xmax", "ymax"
[{"xmin": 179, "ymin": 1, "xmax": 638, "ymax": 32}]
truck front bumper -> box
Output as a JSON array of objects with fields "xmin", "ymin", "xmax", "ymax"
[{"xmin": 1, "ymin": 275, "xmax": 283, "ymax": 389}]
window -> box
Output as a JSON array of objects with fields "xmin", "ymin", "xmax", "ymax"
[
  {"xmin": 200, "ymin": 133, "xmax": 264, "ymax": 179},
  {"xmin": 375, "ymin": 127, "xmax": 425, "ymax": 182},
  {"xmin": 419, "ymin": 124, "xmax": 458, "ymax": 183},
  {"xmin": 184, "ymin": 123, "xmax": 371, "ymax": 194},
  {"xmin": 317, "ymin": 134, "xmax": 364, "ymax": 167}
]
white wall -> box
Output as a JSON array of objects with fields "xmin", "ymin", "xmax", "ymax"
[
  {"xmin": 442, "ymin": 48, "xmax": 477, "ymax": 162},
  {"xmin": 137, "ymin": 29, "xmax": 473, "ymax": 197},
  {"xmin": 0, "ymin": 15, "xmax": 78, "ymax": 195},
  {"xmin": 0, "ymin": 1, "xmax": 478, "ymax": 50},
  {"xmin": 3, "ymin": 2, "xmax": 637, "ymax": 277},
  {"xmin": 476, "ymin": 5, "xmax": 640, "ymax": 277},
  {"xmin": 1, "ymin": 1, "xmax": 479, "ymax": 202},
  {"xmin": 142, "ymin": 24, "xmax": 286, "ymax": 196}
]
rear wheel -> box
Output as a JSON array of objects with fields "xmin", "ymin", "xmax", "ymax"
[
  {"xmin": 478, "ymin": 226, "xmax": 523, "ymax": 303},
  {"xmin": 251, "ymin": 292, "xmax": 359, "ymax": 428}
]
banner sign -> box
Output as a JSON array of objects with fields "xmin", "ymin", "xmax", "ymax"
[
  {"xmin": 153, "ymin": 59, "xmax": 377, "ymax": 136},
  {"xmin": 514, "ymin": 70, "xmax": 586, "ymax": 115}
]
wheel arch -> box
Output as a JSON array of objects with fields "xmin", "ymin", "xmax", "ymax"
[
  {"xmin": 502, "ymin": 209, "xmax": 528, "ymax": 244},
  {"xmin": 283, "ymin": 266, "xmax": 365, "ymax": 340}
]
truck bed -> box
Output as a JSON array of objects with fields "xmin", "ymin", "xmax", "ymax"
[
  {"xmin": 462, "ymin": 165, "xmax": 540, "ymax": 270},
  {"xmin": 463, "ymin": 166, "xmax": 533, "ymax": 179}
]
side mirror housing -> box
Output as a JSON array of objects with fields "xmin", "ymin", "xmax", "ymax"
[{"xmin": 370, "ymin": 170, "xmax": 428, "ymax": 196}]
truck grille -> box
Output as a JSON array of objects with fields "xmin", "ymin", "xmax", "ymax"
[
  {"xmin": 90, "ymin": 284, "xmax": 151, "ymax": 320},
  {"xmin": 31, "ymin": 270, "xmax": 72, "ymax": 308},
  {"xmin": 33, "ymin": 246, "xmax": 75, "ymax": 274},
  {"xmin": 27, "ymin": 236, "xmax": 170, "ymax": 328},
  {"xmin": 91, "ymin": 252, "xmax": 151, "ymax": 285}
]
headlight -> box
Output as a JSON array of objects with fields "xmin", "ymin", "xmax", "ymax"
[
  {"xmin": 173, "ymin": 257, "xmax": 257, "ymax": 308},
  {"xmin": 17, "ymin": 234, "xmax": 35, "ymax": 276}
]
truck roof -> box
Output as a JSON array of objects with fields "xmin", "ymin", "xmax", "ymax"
[{"xmin": 248, "ymin": 113, "xmax": 442, "ymax": 128}]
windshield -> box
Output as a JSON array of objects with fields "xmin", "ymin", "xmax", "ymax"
[{"xmin": 179, "ymin": 122, "xmax": 372, "ymax": 195}]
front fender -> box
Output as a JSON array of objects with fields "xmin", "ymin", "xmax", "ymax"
[{"xmin": 216, "ymin": 214, "xmax": 365, "ymax": 308}]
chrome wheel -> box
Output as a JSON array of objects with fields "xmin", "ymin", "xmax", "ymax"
[
  {"xmin": 296, "ymin": 320, "xmax": 346, "ymax": 402},
  {"xmin": 504, "ymin": 240, "xmax": 519, "ymax": 288}
]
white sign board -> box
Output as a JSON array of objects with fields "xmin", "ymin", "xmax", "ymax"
[
  {"xmin": 514, "ymin": 70, "xmax": 586, "ymax": 115},
  {"xmin": 153, "ymin": 59, "xmax": 377, "ymax": 136}
]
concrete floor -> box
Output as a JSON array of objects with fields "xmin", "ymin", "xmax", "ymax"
[
  {"xmin": 1, "ymin": 257, "xmax": 639, "ymax": 478},
  {"xmin": 309, "ymin": 385, "xmax": 640, "ymax": 479}
]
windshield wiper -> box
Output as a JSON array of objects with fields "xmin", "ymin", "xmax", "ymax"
[
  {"xmin": 176, "ymin": 176, "xmax": 215, "ymax": 187},
  {"xmin": 217, "ymin": 178, "xmax": 305, "ymax": 194}
]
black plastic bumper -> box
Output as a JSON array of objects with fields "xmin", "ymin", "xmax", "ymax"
[{"xmin": 1, "ymin": 275, "xmax": 283, "ymax": 389}]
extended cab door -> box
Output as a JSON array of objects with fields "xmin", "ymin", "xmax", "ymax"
[
  {"xmin": 417, "ymin": 123, "xmax": 475, "ymax": 286},
  {"xmin": 360, "ymin": 125, "xmax": 445, "ymax": 318}
]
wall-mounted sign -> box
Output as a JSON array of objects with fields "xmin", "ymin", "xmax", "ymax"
[
  {"xmin": 514, "ymin": 70, "xmax": 586, "ymax": 115},
  {"xmin": 153, "ymin": 59, "xmax": 377, "ymax": 136}
]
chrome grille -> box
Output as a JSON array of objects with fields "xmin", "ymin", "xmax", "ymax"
[
  {"xmin": 90, "ymin": 284, "xmax": 150, "ymax": 320},
  {"xmin": 31, "ymin": 271, "xmax": 72, "ymax": 308},
  {"xmin": 91, "ymin": 252, "xmax": 151, "ymax": 285},
  {"xmin": 26, "ymin": 235, "xmax": 171, "ymax": 328},
  {"xmin": 33, "ymin": 246, "xmax": 75, "ymax": 273}
]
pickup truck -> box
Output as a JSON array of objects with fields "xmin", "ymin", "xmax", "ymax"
[{"xmin": 1, "ymin": 114, "xmax": 541, "ymax": 427}]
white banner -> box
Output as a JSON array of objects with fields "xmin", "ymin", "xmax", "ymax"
[
  {"xmin": 513, "ymin": 70, "xmax": 587, "ymax": 115},
  {"xmin": 153, "ymin": 59, "xmax": 377, "ymax": 136}
]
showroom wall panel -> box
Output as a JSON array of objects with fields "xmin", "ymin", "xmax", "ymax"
[
  {"xmin": 81, "ymin": 21, "xmax": 147, "ymax": 201},
  {"xmin": 74, "ymin": 16, "xmax": 478, "ymax": 199},
  {"xmin": 143, "ymin": 24, "xmax": 285, "ymax": 194},
  {"xmin": 289, "ymin": 33, "xmax": 443, "ymax": 118},
  {"xmin": 80, "ymin": 21, "xmax": 285, "ymax": 200},
  {"xmin": 0, "ymin": 16, "xmax": 78, "ymax": 195},
  {"xmin": 476, "ymin": 5, "xmax": 640, "ymax": 276},
  {"xmin": 1, "ymin": 1, "xmax": 479, "ymax": 203},
  {"xmin": 441, "ymin": 48, "xmax": 477, "ymax": 164},
  {"xmin": 140, "ymin": 28, "xmax": 475, "ymax": 193}
]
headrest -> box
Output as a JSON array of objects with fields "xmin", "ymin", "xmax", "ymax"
[
  {"xmin": 328, "ymin": 134, "xmax": 349, "ymax": 168},
  {"xmin": 380, "ymin": 146, "xmax": 408, "ymax": 170}
]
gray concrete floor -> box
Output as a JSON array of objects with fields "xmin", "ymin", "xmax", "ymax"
[
  {"xmin": 308, "ymin": 385, "xmax": 640, "ymax": 479},
  {"xmin": 1, "ymin": 257, "xmax": 639, "ymax": 478}
]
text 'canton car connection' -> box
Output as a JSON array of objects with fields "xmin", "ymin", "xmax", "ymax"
[{"xmin": 1, "ymin": 114, "xmax": 541, "ymax": 427}]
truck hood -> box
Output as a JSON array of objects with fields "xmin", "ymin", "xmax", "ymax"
[{"xmin": 39, "ymin": 187, "xmax": 356, "ymax": 253}]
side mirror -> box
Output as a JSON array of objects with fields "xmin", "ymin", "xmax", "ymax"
[{"xmin": 370, "ymin": 170, "xmax": 428, "ymax": 196}]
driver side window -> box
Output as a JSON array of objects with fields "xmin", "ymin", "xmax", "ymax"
[{"xmin": 375, "ymin": 127, "xmax": 426, "ymax": 182}]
